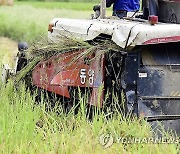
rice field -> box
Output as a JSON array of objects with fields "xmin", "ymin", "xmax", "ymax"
[
  {"xmin": 0, "ymin": 80, "xmax": 178, "ymax": 153},
  {"xmin": 0, "ymin": 5, "xmax": 91, "ymax": 43},
  {"xmin": 15, "ymin": 1, "xmax": 98, "ymax": 10},
  {"xmin": 0, "ymin": 2, "xmax": 112, "ymax": 43},
  {"xmin": 0, "ymin": 2, "xmax": 179, "ymax": 153}
]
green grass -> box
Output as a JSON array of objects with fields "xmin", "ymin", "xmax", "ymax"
[
  {"xmin": 16, "ymin": 1, "xmax": 98, "ymax": 10},
  {"xmin": 0, "ymin": 82, "xmax": 178, "ymax": 153}
]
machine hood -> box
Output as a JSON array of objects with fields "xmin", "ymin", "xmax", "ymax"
[{"xmin": 48, "ymin": 18, "xmax": 180, "ymax": 49}]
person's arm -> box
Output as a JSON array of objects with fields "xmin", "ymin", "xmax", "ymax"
[{"xmin": 106, "ymin": 0, "xmax": 115, "ymax": 8}]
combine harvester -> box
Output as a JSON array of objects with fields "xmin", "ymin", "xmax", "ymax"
[{"xmin": 2, "ymin": 0, "xmax": 180, "ymax": 135}]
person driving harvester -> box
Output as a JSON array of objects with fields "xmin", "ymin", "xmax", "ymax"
[
  {"xmin": 93, "ymin": 0, "xmax": 140, "ymax": 19},
  {"xmin": 107, "ymin": 0, "xmax": 140, "ymax": 18}
]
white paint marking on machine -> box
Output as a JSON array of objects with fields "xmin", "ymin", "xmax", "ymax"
[
  {"xmin": 80, "ymin": 69, "xmax": 94, "ymax": 85},
  {"xmin": 139, "ymin": 72, "xmax": 148, "ymax": 78}
]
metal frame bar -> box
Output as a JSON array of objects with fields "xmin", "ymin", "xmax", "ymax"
[{"xmin": 100, "ymin": 0, "xmax": 106, "ymax": 19}]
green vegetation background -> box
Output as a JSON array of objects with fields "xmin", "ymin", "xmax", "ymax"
[
  {"xmin": 0, "ymin": 1, "xmax": 110, "ymax": 43},
  {"xmin": 16, "ymin": 0, "xmax": 99, "ymax": 2}
]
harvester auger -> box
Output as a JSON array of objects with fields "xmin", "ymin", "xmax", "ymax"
[{"xmin": 2, "ymin": 0, "xmax": 180, "ymax": 136}]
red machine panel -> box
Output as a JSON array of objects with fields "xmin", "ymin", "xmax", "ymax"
[{"xmin": 32, "ymin": 49, "xmax": 105, "ymax": 106}]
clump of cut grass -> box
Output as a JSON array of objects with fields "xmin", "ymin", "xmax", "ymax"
[
  {"xmin": 29, "ymin": 35, "xmax": 91, "ymax": 57},
  {"xmin": 14, "ymin": 35, "xmax": 121, "ymax": 83}
]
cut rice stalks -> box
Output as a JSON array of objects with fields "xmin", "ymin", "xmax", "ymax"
[{"xmin": 14, "ymin": 35, "xmax": 122, "ymax": 84}]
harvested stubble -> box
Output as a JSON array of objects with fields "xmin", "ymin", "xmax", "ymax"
[{"xmin": 14, "ymin": 35, "xmax": 121, "ymax": 83}]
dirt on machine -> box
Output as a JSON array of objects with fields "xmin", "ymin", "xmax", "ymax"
[{"xmin": 2, "ymin": 0, "xmax": 180, "ymax": 136}]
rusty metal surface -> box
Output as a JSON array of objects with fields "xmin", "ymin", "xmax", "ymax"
[
  {"xmin": 159, "ymin": 0, "xmax": 180, "ymax": 24},
  {"xmin": 138, "ymin": 100, "xmax": 180, "ymax": 117},
  {"xmin": 139, "ymin": 44, "xmax": 180, "ymax": 97},
  {"xmin": 136, "ymin": 43, "xmax": 180, "ymax": 135},
  {"xmin": 150, "ymin": 119, "xmax": 180, "ymax": 136}
]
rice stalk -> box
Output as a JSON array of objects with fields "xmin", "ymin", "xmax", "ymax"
[{"xmin": 14, "ymin": 35, "xmax": 121, "ymax": 83}]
